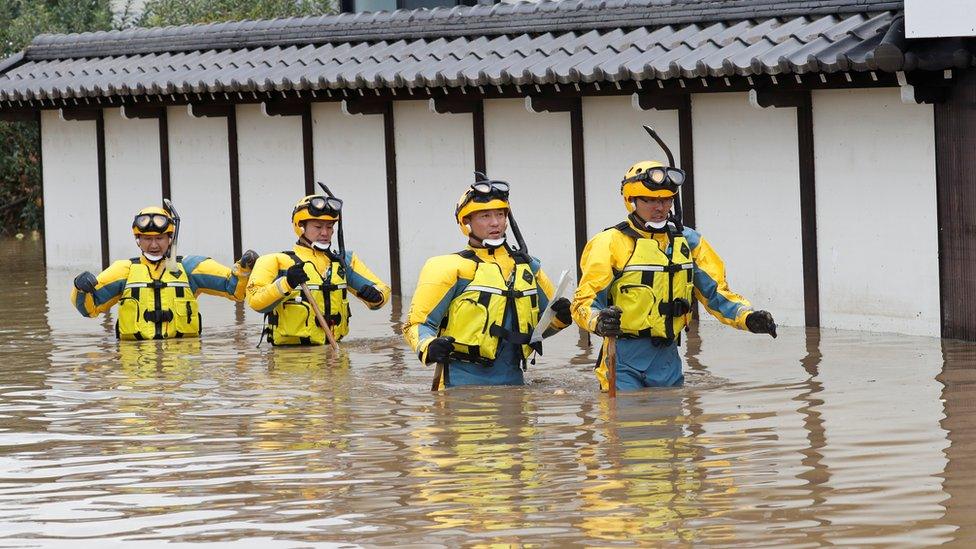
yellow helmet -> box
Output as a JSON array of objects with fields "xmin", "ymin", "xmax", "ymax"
[
  {"xmin": 132, "ymin": 206, "xmax": 175, "ymax": 235},
  {"xmin": 455, "ymin": 180, "xmax": 510, "ymax": 237},
  {"xmin": 620, "ymin": 160, "xmax": 685, "ymax": 212},
  {"xmin": 292, "ymin": 194, "xmax": 342, "ymax": 237}
]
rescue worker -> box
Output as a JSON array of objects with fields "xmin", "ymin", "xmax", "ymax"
[
  {"xmin": 574, "ymin": 160, "xmax": 777, "ymax": 392},
  {"xmin": 403, "ymin": 177, "xmax": 573, "ymax": 388},
  {"xmin": 70, "ymin": 205, "xmax": 257, "ymax": 340},
  {"xmin": 247, "ymin": 194, "xmax": 390, "ymax": 345}
]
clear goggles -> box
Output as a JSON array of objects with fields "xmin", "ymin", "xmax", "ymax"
[
  {"xmin": 132, "ymin": 213, "xmax": 172, "ymax": 233},
  {"xmin": 622, "ymin": 167, "xmax": 686, "ymax": 189},
  {"xmin": 469, "ymin": 180, "xmax": 510, "ymax": 202},
  {"xmin": 301, "ymin": 195, "xmax": 343, "ymax": 217}
]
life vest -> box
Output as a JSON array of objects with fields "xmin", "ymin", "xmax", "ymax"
[
  {"xmin": 608, "ymin": 222, "xmax": 695, "ymax": 342},
  {"xmin": 440, "ymin": 249, "xmax": 540, "ymax": 366},
  {"xmin": 116, "ymin": 257, "xmax": 200, "ymax": 340},
  {"xmin": 265, "ymin": 251, "xmax": 350, "ymax": 345}
]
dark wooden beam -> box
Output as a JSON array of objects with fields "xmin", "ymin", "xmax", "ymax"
[
  {"xmin": 749, "ymin": 88, "xmax": 808, "ymax": 109},
  {"xmin": 302, "ymin": 102, "xmax": 314, "ymax": 195},
  {"xmin": 383, "ymin": 103, "xmax": 401, "ymax": 295},
  {"xmin": 36, "ymin": 110, "xmax": 45, "ymax": 266},
  {"xmin": 342, "ymin": 99, "xmax": 388, "ymax": 116},
  {"xmin": 60, "ymin": 107, "xmax": 100, "ymax": 121},
  {"xmin": 159, "ymin": 108, "xmax": 171, "ymax": 200},
  {"xmin": 525, "ymin": 96, "xmax": 577, "ymax": 113},
  {"xmin": 188, "ymin": 103, "xmax": 233, "ymax": 118},
  {"xmin": 677, "ymin": 95, "xmax": 695, "ymax": 229},
  {"xmin": 473, "ymin": 100, "xmax": 486, "ymax": 174},
  {"xmin": 227, "ymin": 109, "xmax": 242, "ymax": 261},
  {"xmin": 796, "ymin": 92, "xmax": 820, "ymax": 328},
  {"xmin": 262, "ymin": 100, "xmax": 305, "ymax": 117},
  {"xmin": 431, "ymin": 97, "xmax": 480, "ymax": 114},
  {"xmin": 935, "ymin": 69, "xmax": 976, "ymax": 339},
  {"xmin": 632, "ymin": 92, "xmax": 686, "ymax": 111},
  {"xmin": 570, "ymin": 98, "xmax": 587, "ymax": 281},
  {"xmin": 121, "ymin": 104, "xmax": 165, "ymax": 119},
  {"xmin": 0, "ymin": 110, "xmax": 36, "ymax": 122},
  {"xmin": 96, "ymin": 110, "xmax": 109, "ymax": 269}
]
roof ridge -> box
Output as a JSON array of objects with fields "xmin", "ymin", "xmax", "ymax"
[{"xmin": 24, "ymin": 0, "xmax": 903, "ymax": 60}]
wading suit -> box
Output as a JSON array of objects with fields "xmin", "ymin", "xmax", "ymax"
[
  {"xmin": 70, "ymin": 255, "xmax": 251, "ymax": 340},
  {"xmin": 404, "ymin": 245, "xmax": 570, "ymax": 388},
  {"xmin": 247, "ymin": 244, "xmax": 390, "ymax": 345},
  {"xmin": 573, "ymin": 217, "xmax": 755, "ymax": 391}
]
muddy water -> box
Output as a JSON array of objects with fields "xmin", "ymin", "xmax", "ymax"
[{"xmin": 0, "ymin": 236, "xmax": 973, "ymax": 547}]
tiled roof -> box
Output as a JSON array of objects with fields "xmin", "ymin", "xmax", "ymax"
[{"xmin": 0, "ymin": 0, "xmax": 962, "ymax": 104}]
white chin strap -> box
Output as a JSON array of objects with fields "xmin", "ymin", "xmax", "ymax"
[
  {"xmin": 311, "ymin": 241, "xmax": 330, "ymax": 251},
  {"xmin": 143, "ymin": 252, "xmax": 164, "ymax": 262},
  {"xmin": 645, "ymin": 219, "xmax": 668, "ymax": 230},
  {"xmin": 481, "ymin": 237, "xmax": 506, "ymax": 248}
]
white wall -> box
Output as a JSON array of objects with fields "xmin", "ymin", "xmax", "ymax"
[
  {"xmin": 103, "ymin": 107, "xmax": 162, "ymax": 261},
  {"xmin": 312, "ymin": 102, "xmax": 391, "ymax": 285},
  {"xmin": 582, "ymin": 95, "xmax": 681, "ymax": 237},
  {"xmin": 166, "ymin": 106, "xmax": 234, "ymax": 266},
  {"xmin": 484, "ymin": 99, "xmax": 576, "ymax": 278},
  {"xmin": 692, "ymin": 92, "xmax": 806, "ymax": 326},
  {"xmin": 813, "ymin": 89, "xmax": 938, "ymax": 336},
  {"xmin": 236, "ymin": 103, "xmax": 305, "ymax": 258},
  {"xmin": 41, "ymin": 110, "xmax": 102, "ymax": 268},
  {"xmin": 394, "ymin": 100, "xmax": 475, "ymax": 296}
]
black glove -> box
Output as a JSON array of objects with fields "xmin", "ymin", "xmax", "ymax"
[
  {"xmin": 551, "ymin": 297, "xmax": 572, "ymax": 325},
  {"xmin": 359, "ymin": 284, "xmax": 383, "ymax": 304},
  {"xmin": 425, "ymin": 336, "xmax": 455, "ymax": 364},
  {"xmin": 745, "ymin": 310, "xmax": 777, "ymax": 338},
  {"xmin": 594, "ymin": 306, "xmax": 622, "ymax": 337},
  {"xmin": 239, "ymin": 249, "xmax": 258, "ymax": 270},
  {"xmin": 73, "ymin": 271, "xmax": 98, "ymax": 294},
  {"xmin": 285, "ymin": 262, "xmax": 309, "ymax": 288}
]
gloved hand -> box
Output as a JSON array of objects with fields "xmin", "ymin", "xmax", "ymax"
[
  {"xmin": 425, "ymin": 336, "xmax": 455, "ymax": 364},
  {"xmin": 285, "ymin": 262, "xmax": 309, "ymax": 288},
  {"xmin": 551, "ymin": 297, "xmax": 572, "ymax": 324},
  {"xmin": 73, "ymin": 271, "xmax": 98, "ymax": 294},
  {"xmin": 239, "ymin": 249, "xmax": 258, "ymax": 270},
  {"xmin": 745, "ymin": 310, "xmax": 777, "ymax": 338},
  {"xmin": 594, "ymin": 305, "xmax": 622, "ymax": 337},
  {"xmin": 359, "ymin": 284, "xmax": 383, "ymax": 304}
]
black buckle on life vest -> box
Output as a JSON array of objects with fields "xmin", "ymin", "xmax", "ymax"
[
  {"xmin": 658, "ymin": 298, "xmax": 691, "ymax": 317},
  {"xmin": 143, "ymin": 309, "xmax": 174, "ymax": 323},
  {"xmin": 488, "ymin": 324, "xmax": 531, "ymax": 345}
]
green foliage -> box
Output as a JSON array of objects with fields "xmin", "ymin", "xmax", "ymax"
[
  {"xmin": 0, "ymin": 0, "xmax": 336, "ymax": 233},
  {"xmin": 0, "ymin": 0, "xmax": 114, "ymax": 232},
  {"xmin": 140, "ymin": 0, "xmax": 335, "ymax": 27}
]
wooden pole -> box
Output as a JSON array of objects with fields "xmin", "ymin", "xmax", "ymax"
[
  {"xmin": 606, "ymin": 336, "xmax": 617, "ymax": 398},
  {"xmin": 300, "ymin": 282, "xmax": 339, "ymax": 352}
]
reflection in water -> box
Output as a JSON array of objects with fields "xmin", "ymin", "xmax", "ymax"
[{"xmin": 0, "ymin": 237, "xmax": 970, "ymax": 546}]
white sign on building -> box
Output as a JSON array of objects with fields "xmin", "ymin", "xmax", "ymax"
[{"xmin": 906, "ymin": 0, "xmax": 976, "ymax": 38}]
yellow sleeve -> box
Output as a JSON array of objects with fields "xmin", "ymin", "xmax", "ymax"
[
  {"xmin": 246, "ymin": 253, "xmax": 292, "ymax": 314},
  {"xmin": 688, "ymin": 230, "xmax": 753, "ymax": 330},
  {"xmin": 402, "ymin": 255, "xmax": 464, "ymax": 364},
  {"xmin": 183, "ymin": 255, "xmax": 251, "ymax": 302},
  {"xmin": 69, "ymin": 260, "xmax": 131, "ymax": 318},
  {"xmin": 572, "ymin": 230, "xmax": 621, "ymax": 333},
  {"xmin": 346, "ymin": 252, "xmax": 391, "ymax": 310}
]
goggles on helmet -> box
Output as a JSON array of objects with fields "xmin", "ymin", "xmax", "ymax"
[
  {"xmin": 299, "ymin": 195, "xmax": 343, "ymax": 218},
  {"xmin": 132, "ymin": 213, "xmax": 172, "ymax": 233},
  {"xmin": 622, "ymin": 167, "xmax": 686, "ymax": 189},
  {"xmin": 456, "ymin": 180, "xmax": 509, "ymax": 216}
]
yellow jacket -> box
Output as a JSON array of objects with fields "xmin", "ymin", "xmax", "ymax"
[
  {"xmin": 246, "ymin": 244, "xmax": 390, "ymax": 314},
  {"xmin": 404, "ymin": 245, "xmax": 569, "ymax": 363},
  {"xmin": 573, "ymin": 220, "xmax": 753, "ymax": 332},
  {"xmin": 71, "ymin": 255, "xmax": 250, "ymax": 317}
]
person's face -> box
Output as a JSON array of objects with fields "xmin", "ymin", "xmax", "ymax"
[
  {"xmin": 136, "ymin": 233, "xmax": 171, "ymax": 256},
  {"xmin": 303, "ymin": 219, "xmax": 336, "ymax": 245},
  {"xmin": 466, "ymin": 208, "xmax": 508, "ymax": 242},
  {"xmin": 633, "ymin": 196, "xmax": 674, "ymax": 224}
]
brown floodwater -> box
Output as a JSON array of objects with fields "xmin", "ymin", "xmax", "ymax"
[{"xmin": 1, "ymin": 236, "xmax": 973, "ymax": 547}]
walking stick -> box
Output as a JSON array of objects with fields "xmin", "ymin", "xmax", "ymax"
[
  {"xmin": 606, "ymin": 336, "xmax": 617, "ymax": 398},
  {"xmin": 300, "ymin": 282, "xmax": 339, "ymax": 352},
  {"xmin": 431, "ymin": 362, "xmax": 446, "ymax": 392}
]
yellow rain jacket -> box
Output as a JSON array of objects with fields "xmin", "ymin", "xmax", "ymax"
[
  {"xmin": 573, "ymin": 219, "xmax": 754, "ymax": 389},
  {"xmin": 403, "ymin": 245, "xmax": 569, "ymax": 387},
  {"xmin": 70, "ymin": 255, "xmax": 251, "ymax": 340},
  {"xmin": 246, "ymin": 244, "xmax": 390, "ymax": 345}
]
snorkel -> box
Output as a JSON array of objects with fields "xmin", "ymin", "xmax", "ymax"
[
  {"xmin": 315, "ymin": 181, "xmax": 346, "ymax": 264},
  {"xmin": 641, "ymin": 125, "xmax": 684, "ymax": 232},
  {"xmin": 162, "ymin": 199, "xmax": 181, "ymax": 274}
]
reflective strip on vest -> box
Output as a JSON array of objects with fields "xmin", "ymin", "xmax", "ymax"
[{"xmin": 466, "ymin": 285, "xmax": 504, "ymax": 295}]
